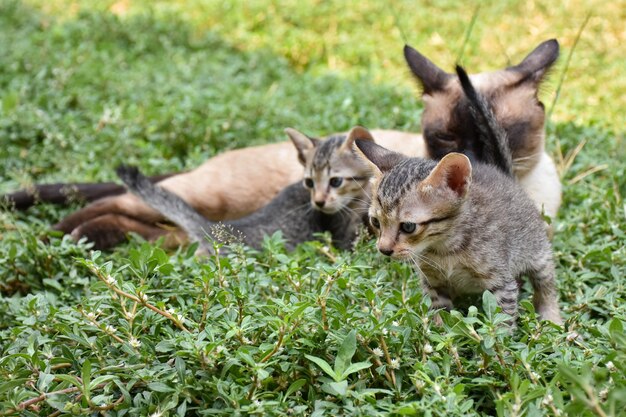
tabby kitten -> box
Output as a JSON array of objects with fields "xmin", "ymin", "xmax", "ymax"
[
  {"xmin": 117, "ymin": 127, "xmax": 376, "ymax": 254},
  {"xmin": 354, "ymin": 68, "xmax": 562, "ymax": 325}
]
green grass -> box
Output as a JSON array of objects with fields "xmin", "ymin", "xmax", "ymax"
[{"xmin": 1, "ymin": 1, "xmax": 625, "ymax": 415}]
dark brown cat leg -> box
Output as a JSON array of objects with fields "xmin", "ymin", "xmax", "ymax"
[
  {"xmin": 70, "ymin": 214, "xmax": 171, "ymax": 250},
  {"xmin": 54, "ymin": 194, "xmax": 164, "ymax": 234},
  {"xmin": 528, "ymin": 259, "xmax": 562, "ymax": 324}
]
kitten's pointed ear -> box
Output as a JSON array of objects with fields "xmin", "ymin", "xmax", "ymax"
[
  {"xmin": 422, "ymin": 153, "xmax": 472, "ymax": 198},
  {"xmin": 507, "ymin": 39, "xmax": 559, "ymax": 84},
  {"xmin": 341, "ymin": 126, "xmax": 374, "ymax": 153},
  {"xmin": 404, "ymin": 44, "xmax": 451, "ymax": 94},
  {"xmin": 285, "ymin": 128, "xmax": 319, "ymax": 165},
  {"xmin": 354, "ymin": 139, "xmax": 405, "ymax": 174}
]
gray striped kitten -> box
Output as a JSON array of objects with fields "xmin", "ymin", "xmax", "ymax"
[
  {"xmin": 354, "ymin": 67, "xmax": 562, "ymax": 326},
  {"xmin": 116, "ymin": 127, "xmax": 375, "ymax": 255}
]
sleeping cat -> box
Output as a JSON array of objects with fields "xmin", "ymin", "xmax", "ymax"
[
  {"xmin": 354, "ymin": 66, "xmax": 562, "ymax": 325},
  {"xmin": 116, "ymin": 126, "xmax": 379, "ymax": 253},
  {"xmin": 3, "ymin": 40, "xmax": 561, "ymax": 250}
]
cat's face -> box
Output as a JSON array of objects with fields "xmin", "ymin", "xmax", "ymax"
[
  {"xmin": 356, "ymin": 141, "xmax": 471, "ymax": 260},
  {"xmin": 286, "ymin": 126, "xmax": 374, "ymax": 214},
  {"xmin": 405, "ymin": 39, "xmax": 559, "ymax": 175}
]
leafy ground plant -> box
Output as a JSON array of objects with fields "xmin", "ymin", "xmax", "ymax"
[{"xmin": 1, "ymin": 1, "xmax": 625, "ymax": 416}]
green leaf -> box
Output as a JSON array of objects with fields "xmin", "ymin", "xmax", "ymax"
[
  {"xmin": 334, "ymin": 329, "xmax": 357, "ymax": 378},
  {"xmin": 283, "ymin": 379, "xmax": 307, "ymax": 403},
  {"xmin": 81, "ymin": 360, "xmax": 92, "ymax": 401},
  {"xmin": 328, "ymin": 380, "xmax": 348, "ymax": 396},
  {"xmin": 0, "ymin": 378, "xmax": 30, "ymax": 394},
  {"xmin": 340, "ymin": 361, "xmax": 372, "ymax": 379},
  {"xmin": 305, "ymin": 355, "xmax": 337, "ymax": 381},
  {"xmin": 482, "ymin": 291, "xmax": 498, "ymax": 320},
  {"xmin": 175, "ymin": 357, "xmax": 186, "ymax": 382},
  {"xmin": 148, "ymin": 382, "xmax": 176, "ymax": 393}
]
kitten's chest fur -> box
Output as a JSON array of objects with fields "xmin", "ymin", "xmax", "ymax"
[{"xmin": 419, "ymin": 252, "xmax": 497, "ymax": 296}]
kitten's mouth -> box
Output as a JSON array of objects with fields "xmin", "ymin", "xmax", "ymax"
[
  {"xmin": 312, "ymin": 204, "xmax": 341, "ymax": 214},
  {"xmin": 391, "ymin": 251, "xmax": 412, "ymax": 261}
]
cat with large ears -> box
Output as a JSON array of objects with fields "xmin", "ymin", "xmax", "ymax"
[
  {"xmin": 404, "ymin": 39, "xmax": 559, "ymax": 173},
  {"xmin": 285, "ymin": 126, "xmax": 376, "ymax": 214},
  {"xmin": 353, "ymin": 66, "xmax": 562, "ymax": 326},
  {"xmin": 116, "ymin": 126, "xmax": 382, "ymax": 255}
]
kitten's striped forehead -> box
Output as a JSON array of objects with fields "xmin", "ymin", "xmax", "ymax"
[
  {"xmin": 312, "ymin": 135, "xmax": 345, "ymax": 170},
  {"xmin": 377, "ymin": 158, "xmax": 436, "ymax": 209}
]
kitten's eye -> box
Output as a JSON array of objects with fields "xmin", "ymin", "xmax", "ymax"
[
  {"xmin": 304, "ymin": 178, "xmax": 314, "ymax": 188},
  {"xmin": 400, "ymin": 222, "xmax": 416, "ymax": 234},
  {"xmin": 329, "ymin": 177, "xmax": 343, "ymax": 188},
  {"xmin": 370, "ymin": 217, "xmax": 380, "ymax": 229}
]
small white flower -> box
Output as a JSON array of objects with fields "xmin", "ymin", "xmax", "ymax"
[
  {"xmin": 105, "ymin": 275, "xmax": 117, "ymax": 286},
  {"xmin": 105, "ymin": 325, "xmax": 117, "ymax": 334},
  {"xmin": 599, "ymin": 388, "xmax": 609, "ymax": 400},
  {"xmin": 215, "ymin": 345, "xmax": 225, "ymax": 354},
  {"xmin": 606, "ymin": 361, "xmax": 617, "ymax": 372},
  {"xmin": 390, "ymin": 358, "xmax": 400, "ymax": 369},
  {"xmin": 382, "ymin": 328, "xmax": 389, "ymax": 335},
  {"xmin": 253, "ymin": 400, "xmax": 262, "ymax": 407},
  {"xmin": 423, "ymin": 343, "xmax": 433, "ymax": 354},
  {"xmin": 149, "ymin": 411, "xmax": 162, "ymax": 417},
  {"xmin": 87, "ymin": 312, "xmax": 96, "ymax": 320},
  {"xmin": 414, "ymin": 380, "xmax": 425, "ymax": 389},
  {"xmin": 176, "ymin": 314, "xmax": 184, "ymax": 323},
  {"xmin": 125, "ymin": 311, "xmax": 134, "ymax": 320},
  {"xmin": 392, "ymin": 321, "xmax": 400, "ymax": 327},
  {"xmin": 242, "ymin": 337, "xmax": 252, "ymax": 345},
  {"xmin": 167, "ymin": 308, "xmax": 176, "ymax": 315},
  {"xmin": 129, "ymin": 337, "xmax": 141, "ymax": 348},
  {"xmin": 372, "ymin": 347, "xmax": 384, "ymax": 357},
  {"xmin": 542, "ymin": 394, "xmax": 553, "ymax": 406},
  {"xmin": 566, "ymin": 332, "xmax": 579, "ymax": 342},
  {"xmin": 139, "ymin": 293, "xmax": 148, "ymax": 303}
]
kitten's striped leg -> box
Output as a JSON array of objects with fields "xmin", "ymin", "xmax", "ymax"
[
  {"xmin": 491, "ymin": 278, "xmax": 520, "ymax": 326},
  {"xmin": 528, "ymin": 258, "xmax": 562, "ymax": 325},
  {"xmin": 421, "ymin": 277, "xmax": 453, "ymax": 326}
]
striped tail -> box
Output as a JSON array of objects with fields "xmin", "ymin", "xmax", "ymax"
[
  {"xmin": 455, "ymin": 65, "xmax": 514, "ymax": 177},
  {"xmin": 116, "ymin": 166, "xmax": 213, "ymax": 245}
]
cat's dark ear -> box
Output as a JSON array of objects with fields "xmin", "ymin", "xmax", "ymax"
[
  {"xmin": 404, "ymin": 44, "xmax": 451, "ymax": 94},
  {"xmin": 422, "ymin": 153, "xmax": 472, "ymax": 198},
  {"xmin": 341, "ymin": 126, "xmax": 374, "ymax": 153},
  {"xmin": 507, "ymin": 39, "xmax": 559, "ymax": 84},
  {"xmin": 285, "ymin": 128, "xmax": 319, "ymax": 166},
  {"xmin": 354, "ymin": 139, "xmax": 405, "ymax": 174}
]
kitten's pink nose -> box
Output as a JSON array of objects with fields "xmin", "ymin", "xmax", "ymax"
[
  {"xmin": 315, "ymin": 200, "xmax": 325, "ymax": 208},
  {"xmin": 379, "ymin": 247, "xmax": 394, "ymax": 256}
]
